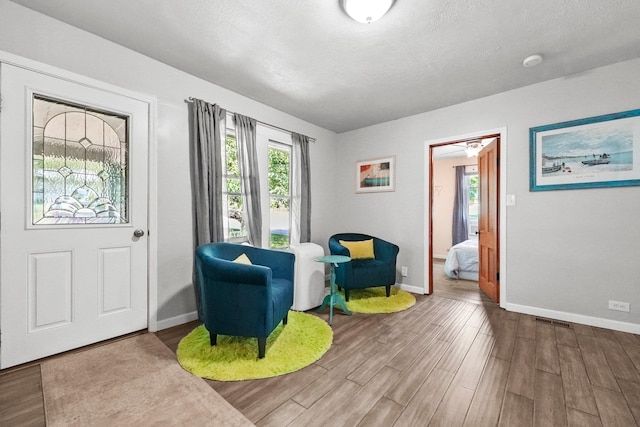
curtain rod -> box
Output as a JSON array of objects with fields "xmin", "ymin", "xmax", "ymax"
[{"xmin": 186, "ymin": 97, "xmax": 316, "ymax": 142}]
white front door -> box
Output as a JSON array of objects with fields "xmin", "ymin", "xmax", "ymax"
[{"xmin": 0, "ymin": 64, "xmax": 149, "ymax": 368}]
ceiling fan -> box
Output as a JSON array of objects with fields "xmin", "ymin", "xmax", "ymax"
[
  {"xmin": 464, "ymin": 140, "xmax": 483, "ymax": 157},
  {"xmin": 437, "ymin": 139, "xmax": 485, "ymax": 158}
]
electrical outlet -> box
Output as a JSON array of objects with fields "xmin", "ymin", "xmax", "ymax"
[
  {"xmin": 608, "ymin": 300, "xmax": 630, "ymax": 312},
  {"xmin": 401, "ymin": 266, "xmax": 408, "ymax": 277}
]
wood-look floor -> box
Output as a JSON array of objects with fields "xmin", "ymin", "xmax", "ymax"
[{"xmin": 2, "ymin": 261, "xmax": 640, "ymax": 426}]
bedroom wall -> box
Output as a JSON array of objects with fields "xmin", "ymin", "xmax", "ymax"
[
  {"xmin": 334, "ymin": 58, "xmax": 640, "ymax": 332},
  {"xmin": 432, "ymin": 156, "xmax": 477, "ymax": 259},
  {"xmin": 0, "ymin": 1, "xmax": 338, "ymax": 326}
]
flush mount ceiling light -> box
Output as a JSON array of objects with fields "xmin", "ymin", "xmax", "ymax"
[
  {"xmin": 341, "ymin": 0, "xmax": 395, "ymax": 24},
  {"xmin": 523, "ymin": 54, "xmax": 543, "ymax": 67}
]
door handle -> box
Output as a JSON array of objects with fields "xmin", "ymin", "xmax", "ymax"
[{"xmin": 133, "ymin": 229, "xmax": 145, "ymax": 238}]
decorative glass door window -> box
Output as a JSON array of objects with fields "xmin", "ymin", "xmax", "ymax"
[{"xmin": 32, "ymin": 95, "xmax": 129, "ymax": 225}]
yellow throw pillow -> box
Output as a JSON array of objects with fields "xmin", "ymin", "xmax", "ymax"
[
  {"xmin": 339, "ymin": 239, "xmax": 375, "ymax": 259},
  {"xmin": 232, "ymin": 253, "xmax": 252, "ymax": 265}
]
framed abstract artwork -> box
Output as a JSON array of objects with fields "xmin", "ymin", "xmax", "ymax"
[
  {"xmin": 530, "ymin": 108, "xmax": 640, "ymax": 191},
  {"xmin": 356, "ymin": 155, "xmax": 395, "ymax": 193}
]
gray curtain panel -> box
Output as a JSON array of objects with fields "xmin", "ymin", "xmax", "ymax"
[
  {"xmin": 190, "ymin": 98, "xmax": 226, "ymax": 245},
  {"xmin": 234, "ymin": 113, "xmax": 262, "ymax": 247},
  {"xmin": 189, "ymin": 98, "xmax": 226, "ymax": 319},
  {"xmin": 292, "ymin": 132, "xmax": 311, "ymax": 243},
  {"xmin": 452, "ymin": 165, "xmax": 469, "ymax": 246}
]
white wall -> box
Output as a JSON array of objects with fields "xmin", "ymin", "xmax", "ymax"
[
  {"xmin": 0, "ymin": 1, "xmax": 338, "ymax": 325},
  {"xmin": 335, "ymin": 58, "xmax": 640, "ymax": 331},
  {"xmin": 432, "ymin": 156, "xmax": 477, "ymax": 258}
]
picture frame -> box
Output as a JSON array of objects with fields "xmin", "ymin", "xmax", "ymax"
[
  {"xmin": 529, "ymin": 108, "xmax": 640, "ymax": 191},
  {"xmin": 356, "ymin": 155, "xmax": 395, "ymax": 193}
]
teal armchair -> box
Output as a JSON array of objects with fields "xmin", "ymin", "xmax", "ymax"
[
  {"xmin": 195, "ymin": 242, "xmax": 295, "ymax": 359},
  {"xmin": 329, "ymin": 233, "xmax": 399, "ymax": 301}
]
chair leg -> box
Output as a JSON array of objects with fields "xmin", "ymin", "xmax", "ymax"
[
  {"xmin": 386, "ymin": 285, "xmax": 391, "ymax": 297},
  {"xmin": 345, "ymin": 289, "xmax": 350, "ymax": 302},
  {"xmin": 258, "ymin": 337, "xmax": 266, "ymax": 359},
  {"xmin": 283, "ymin": 313, "xmax": 288, "ymax": 325},
  {"xmin": 210, "ymin": 333, "xmax": 217, "ymax": 346}
]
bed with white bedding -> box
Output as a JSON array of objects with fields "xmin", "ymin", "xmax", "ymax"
[{"xmin": 444, "ymin": 239, "xmax": 479, "ymax": 281}]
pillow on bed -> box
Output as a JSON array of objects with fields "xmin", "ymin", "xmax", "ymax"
[
  {"xmin": 339, "ymin": 239, "xmax": 375, "ymax": 259},
  {"xmin": 232, "ymin": 253, "xmax": 252, "ymax": 265}
]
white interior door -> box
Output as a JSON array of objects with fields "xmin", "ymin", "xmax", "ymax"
[{"xmin": 0, "ymin": 63, "xmax": 149, "ymax": 368}]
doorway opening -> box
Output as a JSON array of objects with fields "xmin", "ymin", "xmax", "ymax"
[{"xmin": 427, "ymin": 133, "xmax": 501, "ymax": 304}]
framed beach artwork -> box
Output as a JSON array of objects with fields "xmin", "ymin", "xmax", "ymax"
[
  {"xmin": 530, "ymin": 108, "xmax": 640, "ymax": 191},
  {"xmin": 356, "ymin": 155, "xmax": 395, "ymax": 193}
]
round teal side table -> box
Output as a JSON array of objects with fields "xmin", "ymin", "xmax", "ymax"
[{"xmin": 315, "ymin": 255, "xmax": 352, "ymax": 325}]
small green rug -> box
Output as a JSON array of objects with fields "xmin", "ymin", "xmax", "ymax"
[
  {"xmin": 339, "ymin": 286, "xmax": 416, "ymax": 313},
  {"xmin": 177, "ymin": 311, "xmax": 332, "ymax": 381}
]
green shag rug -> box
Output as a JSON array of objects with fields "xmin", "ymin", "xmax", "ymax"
[
  {"xmin": 177, "ymin": 311, "xmax": 332, "ymax": 381},
  {"xmin": 339, "ymin": 286, "xmax": 416, "ymax": 313}
]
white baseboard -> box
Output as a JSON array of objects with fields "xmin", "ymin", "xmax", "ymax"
[
  {"xmin": 156, "ymin": 301, "xmax": 638, "ymax": 335},
  {"xmin": 506, "ymin": 303, "xmax": 640, "ymax": 335},
  {"xmin": 157, "ymin": 311, "xmax": 199, "ymax": 331},
  {"xmin": 397, "ymin": 282, "xmax": 425, "ymax": 295}
]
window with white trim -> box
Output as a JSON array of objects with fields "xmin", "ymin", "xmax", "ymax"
[
  {"xmin": 467, "ymin": 172, "xmax": 479, "ymax": 238},
  {"xmin": 222, "ymin": 131, "xmax": 248, "ymax": 241},
  {"xmin": 268, "ymin": 142, "xmax": 291, "ymax": 248},
  {"xmin": 219, "ymin": 122, "xmax": 299, "ymax": 247}
]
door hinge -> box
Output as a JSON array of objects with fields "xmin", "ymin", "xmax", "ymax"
[{"xmin": 496, "ymin": 272, "xmax": 500, "ymax": 281}]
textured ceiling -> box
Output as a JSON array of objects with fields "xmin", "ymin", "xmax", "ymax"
[{"xmin": 10, "ymin": 0, "xmax": 640, "ymax": 133}]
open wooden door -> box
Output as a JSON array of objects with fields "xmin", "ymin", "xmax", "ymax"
[{"xmin": 478, "ymin": 138, "xmax": 500, "ymax": 303}]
